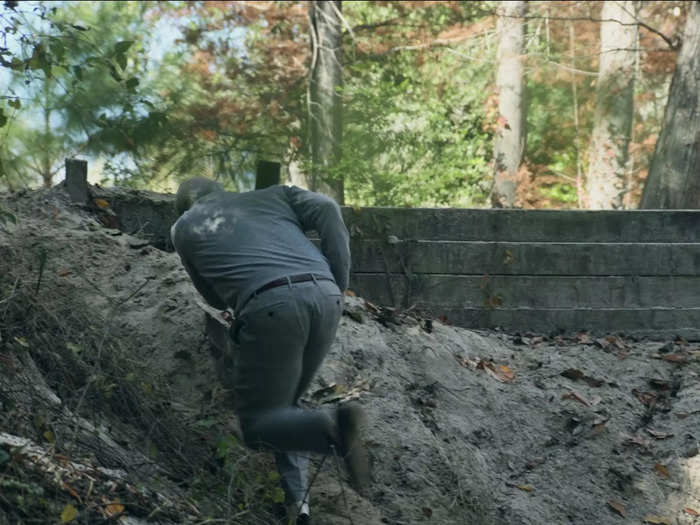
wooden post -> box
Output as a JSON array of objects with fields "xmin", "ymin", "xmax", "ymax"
[
  {"xmin": 65, "ymin": 158, "xmax": 88, "ymax": 204},
  {"xmin": 255, "ymin": 160, "xmax": 281, "ymax": 190}
]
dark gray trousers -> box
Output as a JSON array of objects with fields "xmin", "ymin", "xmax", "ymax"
[{"xmin": 231, "ymin": 278, "xmax": 343, "ymax": 504}]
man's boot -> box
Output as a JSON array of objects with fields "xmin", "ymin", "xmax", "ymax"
[{"xmin": 336, "ymin": 403, "xmax": 370, "ymax": 491}]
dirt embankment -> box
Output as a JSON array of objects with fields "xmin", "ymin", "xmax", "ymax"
[{"xmin": 0, "ymin": 187, "xmax": 699, "ymax": 525}]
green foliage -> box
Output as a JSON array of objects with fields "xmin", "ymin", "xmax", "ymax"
[
  {"xmin": 214, "ymin": 434, "xmax": 286, "ymax": 509},
  {"xmin": 341, "ymin": 2, "xmax": 494, "ymax": 207},
  {"xmin": 0, "ymin": 1, "xmax": 151, "ymax": 188},
  {"xmin": 538, "ymin": 182, "xmax": 578, "ymax": 204},
  {"xmin": 0, "ymin": 206, "xmax": 17, "ymax": 230},
  {"xmin": 1, "ymin": 1, "xmax": 685, "ymax": 208}
]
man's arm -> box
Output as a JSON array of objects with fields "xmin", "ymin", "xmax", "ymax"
[
  {"xmin": 171, "ymin": 221, "xmax": 227, "ymax": 310},
  {"xmin": 285, "ymin": 186, "xmax": 350, "ymax": 291},
  {"xmin": 180, "ymin": 255, "xmax": 228, "ymax": 310}
]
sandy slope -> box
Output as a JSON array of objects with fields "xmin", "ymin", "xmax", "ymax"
[{"xmin": 0, "ymin": 186, "xmax": 698, "ymax": 525}]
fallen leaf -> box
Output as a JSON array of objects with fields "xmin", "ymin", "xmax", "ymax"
[
  {"xmin": 560, "ymin": 368, "xmax": 584, "ymax": 381},
  {"xmin": 66, "ymin": 342, "xmax": 81, "ymax": 355},
  {"xmin": 13, "ymin": 336, "xmax": 29, "ymax": 348},
  {"xmin": 562, "ymin": 390, "xmax": 591, "ymax": 406},
  {"xmin": 104, "ymin": 499, "xmax": 124, "ymax": 518},
  {"xmin": 653, "ymin": 463, "xmax": 670, "ymax": 478},
  {"xmin": 525, "ymin": 457, "xmax": 545, "ymax": 470},
  {"xmin": 43, "ymin": 430, "xmax": 54, "ymax": 443},
  {"xmin": 61, "ymin": 504, "xmax": 78, "ymax": 523},
  {"xmin": 455, "ymin": 354, "xmax": 477, "ymax": 369},
  {"xmin": 496, "ymin": 364, "xmax": 515, "ymax": 382},
  {"xmin": 607, "ymin": 499, "xmax": 626, "ymax": 517},
  {"xmin": 94, "ymin": 198, "xmax": 110, "ymax": 209},
  {"xmin": 607, "ymin": 335, "xmax": 627, "ymax": 350},
  {"xmin": 661, "ymin": 354, "xmax": 688, "ymax": 364},
  {"xmin": 477, "ymin": 360, "xmax": 514, "ymax": 382},
  {"xmin": 560, "ymin": 368, "xmax": 605, "ymax": 387},
  {"xmin": 62, "ymin": 482, "xmax": 81, "ymax": 503},
  {"xmin": 632, "ymin": 389, "xmax": 657, "ymax": 406},
  {"xmin": 57, "ymin": 269, "xmax": 71, "ymax": 276},
  {"xmin": 516, "ymin": 484, "xmax": 534, "ymax": 492},
  {"xmin": 647, "ymin": 429, "xmax": 673, "ymax": 440},
  {"xmin": 620, "ymin": 432, "xmax": 651, "ymax": 449},
  {"xmin": 643, "ymin": 515, "xmax": 671, "ymax": 525},
  {"xmin": 683, "ymin": 507, "xmax": 699, "ymax": 516},
  {"xmin": 310, "ymin": 379, "xmax": 369, "ymax": 404},
  {"xmin": 591, "ymin": 422, "xmax": 607, "ymax": 435},
  {"xmin": 648, "ymin": 378, "xmax": 670, "ymax": 390},
  {"xmin": 575, "ymin": 332, "xmax": 592, "ymax": 344}
]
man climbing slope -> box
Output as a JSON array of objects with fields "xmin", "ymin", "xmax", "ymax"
[{"xmin": 170, "ymin": 177, "xmax": 369, "ymax": 523}]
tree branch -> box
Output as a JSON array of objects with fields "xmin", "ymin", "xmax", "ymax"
[{"xmin": 494, "ymin": 12, "xmax": 680, "ymax": 50}]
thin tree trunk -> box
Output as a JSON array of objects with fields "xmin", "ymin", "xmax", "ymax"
[
  {"xmin": 491, "ymin": 0, "xmax": 527, "ymax": 208},
  {"xmin": 585, "ymin": 1, "xmax": 639, "ymax": 209},
  {"xmin": 41, "ymin": 81, "xmax": 52, "ymax": 188},
  {"xmin": 640, "ymin": 1, "xmax": 700, "ymax": 209},
  {"xmin": 309, "ymin": 0, "xmax": 344, "ymax": 203},
  {"xmin": 569, "ymin": 22, "xmax": 583, "ymax": 208}
]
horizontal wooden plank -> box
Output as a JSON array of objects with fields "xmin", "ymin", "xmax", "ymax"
[
  {"xmin": 421, "ymin": 307, "xmax": 700, "ymax": 339},
  {"xmin": 350, "ymin": 240, "xmax": 700, "ymax": 276},
  {"xmin": 342, "ymin": 207, "xmax": 700, "ymax": 243},
  {"xmin": 349, "ymin": 274, "xmax": 700, "ymax": 309}
]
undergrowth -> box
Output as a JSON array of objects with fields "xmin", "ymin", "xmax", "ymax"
[{"xmin": 0, "ymin": 216, "xmax": 288, "ymax": 524}]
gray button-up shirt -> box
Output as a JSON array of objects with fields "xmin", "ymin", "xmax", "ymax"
[{"xmin": 171, "ymin": 185, "xmax": 350, "ymax": 314}]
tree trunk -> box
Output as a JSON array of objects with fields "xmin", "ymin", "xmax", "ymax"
[
  {"xmin": 41, "ymin": 81, "xmax": 53, "ymax": 188},
  {"xmin": 309, "ymin": 0, "xmax": 344, "ymax": 203},
  {"xmin": 585, "ymin": 1, "xmax": 639, "ymax": 209},
  {"xmin": 491, "ymin": 0, "xmax": 527, "ymax": 208},
  {"xmin": 640, "ymin": 1, "xmax": 700, "ymax": 209}
]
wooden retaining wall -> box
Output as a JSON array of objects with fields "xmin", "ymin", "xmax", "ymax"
[
  {"xmin": 93, "ymin": 187, "xmax": 700, "ymax": 339},
  {"xmin": 345, "ymin": 208, "xmax": 700, "ymax": 339}
]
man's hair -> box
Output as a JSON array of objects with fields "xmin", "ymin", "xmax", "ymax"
[{"xmin": 175, "ymin": 177, "xmax": 224, "ymax": 216}]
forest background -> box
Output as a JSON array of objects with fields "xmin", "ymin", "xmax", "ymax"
[{"xmin": 0, "ymin": 0, "xmax": 698, "ymax": 210}]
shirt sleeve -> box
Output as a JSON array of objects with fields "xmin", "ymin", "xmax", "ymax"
[
  {"xmin": 180, "ymin": 255, "xmax": 228, "ymax": 310},
  {"xmin": 284, "ymin": 186, "xmax": 351, "ymax": 291},
  {"xmin": 171, "ymin": 222, "xmax": 228, "ymax": 310}
]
